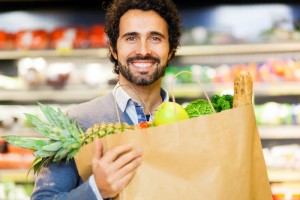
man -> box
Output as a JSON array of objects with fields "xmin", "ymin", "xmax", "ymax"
[{"xmin": 31, "ymin": 0, "xmax": 182, "ymax": 199}]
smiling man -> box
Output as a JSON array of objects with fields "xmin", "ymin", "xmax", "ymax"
[
  {"xmin": 31, "ymin": 0, "xmax": 182, "ymax": 199},
  {"xmin": 114, "ymin": 9, "xmax": 173, "ymax": 115}
]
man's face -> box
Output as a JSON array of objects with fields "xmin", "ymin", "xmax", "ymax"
[{"xmin": 112, "ymin": 9, "xmax": 172, "ymax": 86}]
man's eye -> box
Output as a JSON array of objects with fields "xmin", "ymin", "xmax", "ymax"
[
  {"xmin": 151, "ymin": 36, "xmax": 161, "ymax": 43},
  {"xmin": 126, "ymin": 36, "xmax": 136, "ymax": 42}
]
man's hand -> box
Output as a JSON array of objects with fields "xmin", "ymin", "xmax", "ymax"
[{"xmin": 92, "ymin": 139, "xmax": 143, "ymax": 199}]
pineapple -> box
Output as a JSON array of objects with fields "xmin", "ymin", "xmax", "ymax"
[{"xmin": 2, "ymin": 103, "xmax": 135, "ymax": 174}]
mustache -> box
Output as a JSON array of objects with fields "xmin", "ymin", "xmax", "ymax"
[{"xmin": 126, "ymin": 56, "xmax": 160, "ymax": 64}]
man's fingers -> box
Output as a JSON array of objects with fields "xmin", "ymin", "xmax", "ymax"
[
  {"xmin": 113, "ymin": 170, "xmax": 138, "ymax": 191},
  {"xmin": 113, "ymin": 149, "xmax": 142, "ymax": 171},
  {"xmin": 102, "ymin": 144, "xmax": 133, "ymax": 163},
  {"xmin": 113, "ymin": 156, "xmax": 142, "ymax": 181},
  {"xmin": 92, "ymin": 143, "xmax": 142, "ymax": 198},
  {"xmin": 93, "ymin": 139, "xmax": 103, "ymax": 160}
]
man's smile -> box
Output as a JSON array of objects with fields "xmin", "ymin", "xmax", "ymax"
[
  {"xmin": 130, "ymin": 61, "xmax": 157, "ymax": 68},
  {"xmin": 126, "ymin": 55, "xmax": 160, "ymax": 69}
]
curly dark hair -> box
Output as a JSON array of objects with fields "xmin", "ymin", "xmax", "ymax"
[{"xmin": 105, "ymin": 0, "xmax": 182, "ymax": 74}]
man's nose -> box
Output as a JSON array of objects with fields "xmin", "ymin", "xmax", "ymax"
[{"xmin": 135, "ymin": 40, "xmax": 152, "ymax": 56}]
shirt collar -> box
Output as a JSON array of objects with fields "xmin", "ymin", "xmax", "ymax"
[
  {"xmin": 113, "ymin": 82, "xmax": 169, "ymax": 112},
  {"xmin": 113, "ymin": 83, "xmax": 132, "ymax": 112}
]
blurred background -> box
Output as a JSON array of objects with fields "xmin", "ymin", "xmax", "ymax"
[{"xmin": 0, "ymin": 0, "xmax": 300, "ymax": 199}]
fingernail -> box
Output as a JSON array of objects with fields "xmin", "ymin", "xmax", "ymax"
[{"xmin": 135, "ymin": 149, "xmax": 142, "ymax": 155}]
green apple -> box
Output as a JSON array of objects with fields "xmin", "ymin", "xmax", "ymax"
[{"xmin": 153, "ymin": 102, "xmax": 189, "ymax": 126}]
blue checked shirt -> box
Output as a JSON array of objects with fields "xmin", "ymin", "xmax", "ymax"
[{"xmin": 135, "ymin": 102, "xmax": 148, "ymax": 123}]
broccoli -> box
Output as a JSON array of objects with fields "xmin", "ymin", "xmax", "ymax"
[
  {"xmin": 220, "ymin": 94, "xmax": 233, "ymax": 106},
  {"xmin": 217, "ymin": 98, "xmax": 231, "ymax": 111},
  {"xmin": 211, "ymin": 94, "xmax": 221, "ymax": 105},
  {"xmin": 210, "ymin": 94, "xmax": 221, "ymax": 112},
  {"xmin": 184, "ymin": 94, "xmax": 234, "ymax": 118},
  {"xmin": 184, "ymin": 99, "xmax": 214, "ymax": 118},
  {"xmin": 211, "ymin": 94, "xmax": 233, "ymax": 112}
]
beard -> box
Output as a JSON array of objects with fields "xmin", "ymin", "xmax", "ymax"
[{"xmin": 117, "ymin": 55, "xmax": 168, "ymax": 86}]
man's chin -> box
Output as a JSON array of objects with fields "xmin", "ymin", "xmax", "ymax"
[
  {"xmin": 133, "ymin": 80, "xmax": 151, "ymax": 86},
  {"xmin": 132, "ymin": 77, "xmax": 154, "ymax": 86}
]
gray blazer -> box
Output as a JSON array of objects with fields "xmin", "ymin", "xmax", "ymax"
[{"xmin": 31, "ymin": 93, "xmax": 133, "ymax": 200}]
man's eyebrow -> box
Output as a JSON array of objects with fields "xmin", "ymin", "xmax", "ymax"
[
  {"xmin": 121, "ymin": 32, "xmax": 138, "ymax": 38},
  {"xmin": 149, "ymin": 31, "xmax": 166, "ymax": 39},
  {"xmin": 121, "ymin": 31, "xmax": 166, "ymax": 38}
]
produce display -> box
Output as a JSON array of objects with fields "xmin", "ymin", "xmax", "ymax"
[
  {"xmin": 165, "ymin": 59, "xmax": 300, "ymax": 85},
  {"xmin": 16, "ymin": 30, "xmax": 49, "ymax": 50},
  {"xmin": 0, "ymin": 143, "xmax": 34, "ymax": 169},
  {"xmin": 1, "ymin": 71, "xmax": 253, "ymax": 175},
  {"xmin": 0, "ymin": 30, "xmax": 16, "ymax": 50},
  {"xmin": 256, "ymin": 103, "xmax": 300, "ymax": 125},
  {"xmin": 0, "ymin": 25, "xmax": 107, "ymax": 50}
]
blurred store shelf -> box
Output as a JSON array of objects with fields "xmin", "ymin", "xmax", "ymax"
[
  {"xmin": 0, "ymin": 48, "xmax": 109, "ymax": 59},
  {"xmin": 0, "ymin": 127, "xmax": 42, "ymax": 138},
  {"xmin": 0, "ymin": 87, "xmax": 113, "ymax": 102},
  {"xmin": 1, "ymin": 82, "xmax": 300, "ymax": 102},
  {"xmin": 178, "ymin": 43, "xmax": 300, "ymax": 56},
  {"xmin": 259, "ymin": 126, "xmax": 300, "ymax": 139},
  {"xmin": 1, "ymin": 42, "xmax": 300, "ymax": 60},
  {"xmin": 0, "ymin": 169, "xmax": 34, "ymax": 183},
  {"xmin": 268, "ymin": 169, "xmax": 300, "ymax": 182}
]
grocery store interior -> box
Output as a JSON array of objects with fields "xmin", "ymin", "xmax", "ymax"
[{"xmin": 0, "ymin": 0, "xmax": 300, "ymax": 199}]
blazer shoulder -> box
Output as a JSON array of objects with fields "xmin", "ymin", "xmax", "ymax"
[{"xmin": 66, "ymin": 93, "xmax": 120, "ymax": 130}]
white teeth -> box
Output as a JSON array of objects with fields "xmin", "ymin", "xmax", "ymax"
[{"xmin": 132, "ymin": 62, "xmax": 153, "ymax": 68}]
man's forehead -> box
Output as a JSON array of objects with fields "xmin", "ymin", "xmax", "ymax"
[{"xmin": 119, "ymin": 9, "xmax": 168, "ymax": 35}]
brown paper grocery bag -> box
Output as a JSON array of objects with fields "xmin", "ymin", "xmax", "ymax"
[
  {"xmin": 75, "ymin": 104, "xmax": 272, "ymax": 200},
  {"xmin": 74, "ymin": 140, "xmax": 95, "ymax": 181}
]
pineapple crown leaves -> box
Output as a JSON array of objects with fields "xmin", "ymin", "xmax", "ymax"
[
  {"xmin": 37, "ymin": 102, "xmax": 70, "ymax": 128},
  {"xmin": 37, "ymin": 103, "xmax": 81, "ymax": 140},
  {"xmin": 11, "ymin": 103, "xmax": 85, "ymax": 174},
  {"xmin": 29, "ymin": 103, "xmax": 84, "ymax": 150},
  {"xmin": 2, "ymin": 135, "xmax": 52, "ymax": 151},
  {"xmin": 24, "ymin": 113, "xmax": 62, "ymax": 141},
  {"xmin": 2, "ymin": 103, "xmax": 137, "ymax": 175}
]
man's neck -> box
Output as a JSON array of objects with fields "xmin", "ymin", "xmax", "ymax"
[{"xmin": 119, "ymin": 78, "xmax": 163, "ymax": 114}]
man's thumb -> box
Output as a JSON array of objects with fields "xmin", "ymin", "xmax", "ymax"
[{"xmin": 93, "ymin": 139, "xmax": 103, "ymax": 159}]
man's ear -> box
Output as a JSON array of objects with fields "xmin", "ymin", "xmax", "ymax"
[
  {"xmin": 168, "ymin": 49, "xmax": 174, "ymax": 60},
  {"xmin": 109, "ymin": 46, "xmax": 118, "ymax": 60}
]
